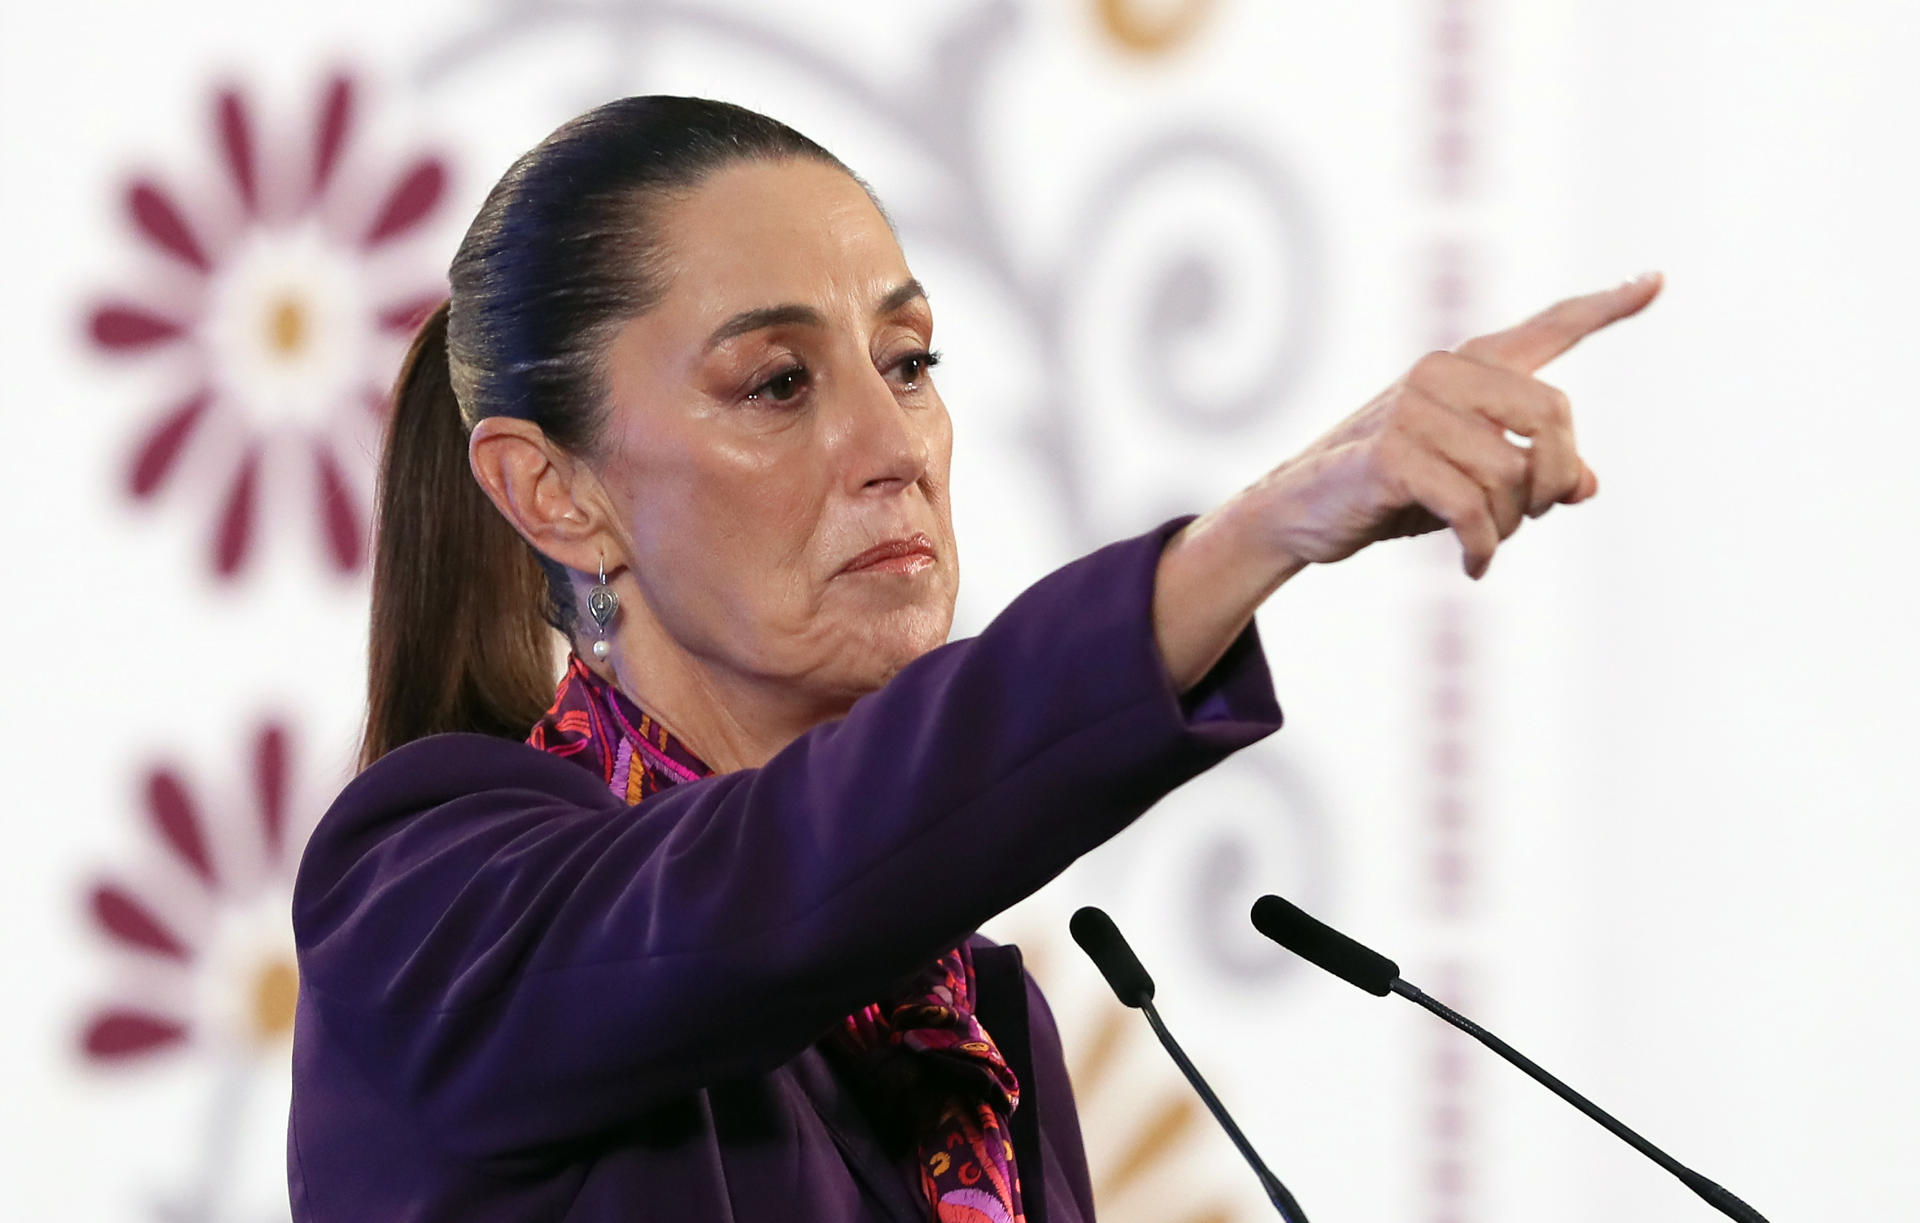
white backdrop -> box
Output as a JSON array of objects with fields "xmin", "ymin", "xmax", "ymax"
[{"xmin": 2, "ymin": 1, "xmax": 1915, "ymax": 1220}]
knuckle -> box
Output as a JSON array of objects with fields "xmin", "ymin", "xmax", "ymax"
[
  {"xmin": 1495, "ymin": 445, "xmax": 1530, "ymax": 485},
  {"xmin": 1409, "ymin": 349, "xmax": 1453, "ymax": 387},
  {"xmin": 1543, "ymin": 385, "xmax": 1573, "ymax": 423},
  {"xmin": 1376, "ymin": 393, "xmax": 1423, "ymax": 441},
  {"xmin": 1438, "ymin": 485, "xmax": 1483, "ymax": 528}
]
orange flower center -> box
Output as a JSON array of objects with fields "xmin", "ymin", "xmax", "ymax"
[
  {"xmin": 251, "ymin": 956, "xmax": 299, "ymax": 1043},
  {"xmin": 1095, "ymin": 0, "xmax": 1216, "ymax": 55},
  {"xmin": 266, "ymin": 296, "xmax": 308, "ymax": 357}
]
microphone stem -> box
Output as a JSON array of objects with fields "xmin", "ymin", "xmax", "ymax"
[
  {"xmin": 1389, "ymin": 979, "xmax": 1770, "ymax": 1223},
  {"xmin": 1138, "ymin": 998, "xmax": 1311, "ymax": 1223}
]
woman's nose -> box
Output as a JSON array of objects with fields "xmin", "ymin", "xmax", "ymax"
[{"xmin": 830, "ymin": 365, "xmax": 927, "ymax": 494}]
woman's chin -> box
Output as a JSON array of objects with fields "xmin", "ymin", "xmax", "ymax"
[{"xmin": 832, "ymin": 605, "xmax": 954, "ymax": 691}]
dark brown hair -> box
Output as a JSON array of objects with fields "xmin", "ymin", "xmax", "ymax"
[{"xmin": 362, "ymin": 97, "xmax": 848, "ymax": 767}]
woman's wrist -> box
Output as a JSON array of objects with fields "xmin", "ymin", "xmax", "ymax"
[{"xmin": 1151, "ymin": 482, "xmax": 1308, "ymax": 693}]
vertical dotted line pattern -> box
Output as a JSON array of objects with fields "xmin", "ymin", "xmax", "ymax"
[{"xmin": 1424, "ymin": 3, "xmax": 1480, "ymax": 1222}]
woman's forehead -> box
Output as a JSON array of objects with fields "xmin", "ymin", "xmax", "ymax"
[
  {"xmin": 654, "ymin": 159, "xmax": 914, "ymax": 328},
  {"xmin": 606, "ymin": 161, "xmax": 925, "ymax": 390}
]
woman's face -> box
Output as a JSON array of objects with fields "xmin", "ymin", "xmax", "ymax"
[{"xmin": 593, "ymin": 157, "xmax": 958, "ymax": 711}]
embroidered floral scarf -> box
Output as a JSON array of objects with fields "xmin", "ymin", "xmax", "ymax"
[{"xmin": 528, "ymin": 655, "xmax": 1026, "ymax": 1223}]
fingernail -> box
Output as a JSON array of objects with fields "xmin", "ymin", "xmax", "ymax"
[{"xmin": 1624, "ymin": 269, "xmax": 1660, "ymax": 287}]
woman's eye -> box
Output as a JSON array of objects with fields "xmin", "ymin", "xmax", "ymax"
[
  {"xmin": 893, "ymin": 349, "xmax": 942, "ymax": 390},
  {"xmin": 747, "ymin": 364, "xmax": 809, "ymax": 403}
]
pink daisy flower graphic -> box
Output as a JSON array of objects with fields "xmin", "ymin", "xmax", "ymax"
[
  {"xmin": 86, "ymin": 72, "xmax": 450, "ymax": 578},
  {"xmin": 79, "ymin": 721, "xmax": 321, "ymax": 1064}
]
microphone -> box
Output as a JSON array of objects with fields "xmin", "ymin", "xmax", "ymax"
[
  {"xmin": 1250, "ymin": 894, "xmax": 1771, "ymax": 1223},
  {"xmin": 1069, "ymin": 906, "xmax": 1310, "ymax": 1223}
]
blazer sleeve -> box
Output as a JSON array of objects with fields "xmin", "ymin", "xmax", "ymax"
[{"xmin": 291, "ymin": 516, "xmax": 1283, "ymax": 1162}]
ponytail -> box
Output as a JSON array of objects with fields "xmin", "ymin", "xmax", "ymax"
[{"xmin": 361, "ymin": 301, "xmax": 558, "ymax": 768}]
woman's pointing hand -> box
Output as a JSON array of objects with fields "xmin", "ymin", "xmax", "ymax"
[
  {"xmin": 1151, "ymin": 273, "xmax": 1662, "ymax": 692},
  {"xmin": 1253, "ymin": 271, "xmax": 1662, "ymax": 580}
]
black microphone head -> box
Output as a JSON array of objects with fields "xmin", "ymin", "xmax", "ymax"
[
  {"xmin": 1251, "ymin": 894, "xmax": 1400, "ymax": 996},
  {"xmin": 1069, "ymin": 906, "xmax": 1155, "ymax": 1008}
]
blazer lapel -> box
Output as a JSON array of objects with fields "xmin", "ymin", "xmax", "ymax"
[
  {"xmin": 971, "ymin": 939, "xmax": 1050, "ymax": 1223},
  {"xmin": 787, "ymin": 1045, "xmax": 928, "ymax": 1223}
]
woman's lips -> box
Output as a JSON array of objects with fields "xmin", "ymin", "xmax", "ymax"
[{"xmin": 839, "ymin": 533, "xmax": 935, "ymax": 575}]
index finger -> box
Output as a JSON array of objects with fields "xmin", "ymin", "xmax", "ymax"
[{"xmin": 1456, "ymin": 271, "xmax": 1663, "ymax": 373}]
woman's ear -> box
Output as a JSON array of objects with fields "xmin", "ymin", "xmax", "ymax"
[{"xmin": 468, "ymin": 417, "xmax": 616, "ymax": 576}]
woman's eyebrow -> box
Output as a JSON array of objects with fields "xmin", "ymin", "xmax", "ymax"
[
  {"xmin": 876, "ymin": 278, "xmax": 928, "ymax": 316},
  {"xmin": 703, "ymin": 280, "xmax": 929, "ymax": 351},
  {"xmin": 705, "ymin": 304, "xmax": 824, "ymax": 349}
]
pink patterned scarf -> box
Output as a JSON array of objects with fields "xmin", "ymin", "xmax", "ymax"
[{"xmin": 528, "ymin": 656, "xmax": 1026, "ymax": 1223}]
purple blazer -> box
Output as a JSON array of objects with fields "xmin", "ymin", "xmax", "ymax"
[{"xmin": 288, "ymin": 518, "xmax": 1283, "ymax": 1221}]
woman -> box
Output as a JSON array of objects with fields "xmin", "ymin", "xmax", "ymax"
[{"xmin": 288, "ymin": 96, "xmax": 1657, "ymax": 1222}]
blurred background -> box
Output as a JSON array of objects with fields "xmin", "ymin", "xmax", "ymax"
[{"xmin": 2, "ymin": 0, "xmax": 1914, "ymax": 1219}]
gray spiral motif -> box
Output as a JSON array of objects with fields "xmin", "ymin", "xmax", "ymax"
[{"xmin": 1061, "ymin": 131, "xmax": 1323, "ymax": 435}]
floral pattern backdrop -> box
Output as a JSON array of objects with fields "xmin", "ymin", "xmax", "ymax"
[
  {"xmin": 4, "ymin": 1, "xmax": 1917, "ymax": 1220},
  {"xmin": 89, "ymin": 73, "xmax": 447, "ymax": 578}
]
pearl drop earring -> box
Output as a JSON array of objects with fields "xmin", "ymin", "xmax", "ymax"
[{"xmin": 586, "ymin": 558, "xmax": 619, "ymax": 661}]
